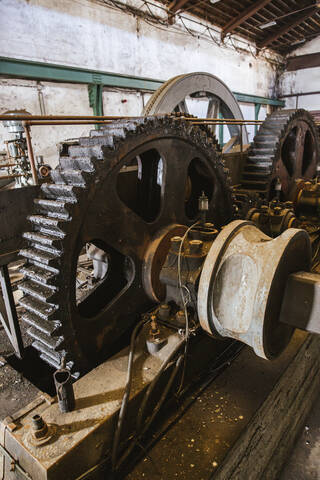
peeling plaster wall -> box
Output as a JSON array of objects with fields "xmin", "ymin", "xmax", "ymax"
[
  {"xmin": 279, "ymin": 37, "xmax": 320, "ymax": 110},
  {"xmin": 0, "ymin": 0, "xmax": 279, "ymax": 166}
]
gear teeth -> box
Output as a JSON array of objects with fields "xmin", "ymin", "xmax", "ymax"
[
  {"xmin": 20, "ymin": 263, "xmax": 57, "ymax": 285},
  {"xmin": 19, "ymin": 279, "xmax": 57, "ymax": 303},
  {"xmin": 19, "ymin": 294, "xmax": 57, "ymax": 320},
  {"xmin": 59, "ymin": 156, "xmax": 96, "ymax": 172},
  {"xmin": 39, "ymin": 352, "xmax": 61, "ymax": 369},
  {"xmin": 34, "ymin": 198, "xmax": 72, "ymax": 216},
  {"xmin": 22, "ymin": 311, "xmax": 61, "ymax": 336},
  {"xmin": 32, "ymin": 340, "xmax": 61, "ymax": 363},
  {"xmin": 68, "ymin": 144, "xmax": 105, "ymax": 159},
  {"xmin": 51, "ymin": 168, "xmax": 89, "ymax": 186},
  {"xmin": 23, "ymin": 231, "xmax": 63, "ymax": 249},
  {"xmin": 28, "ymin": 215, "xmax": 69, "ymax": 236},
  {"xmin": 27, "ymin": 326, "xmax": 64, "ymax": 350},
  {"xmin": 41, "ymin": 183, "xmax": 80, "ymax": 201},
  {"xmin": 245, "ymin": 109, "xmax": 319, "ymax": 195},
  {"xmin": 20, "ymin": 247, "xmax": 59, "ymax": 267}
]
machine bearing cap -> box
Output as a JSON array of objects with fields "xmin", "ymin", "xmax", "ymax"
[{"xmin": 198, "ymin": 220, "xmax": 311, "ymax": 360}]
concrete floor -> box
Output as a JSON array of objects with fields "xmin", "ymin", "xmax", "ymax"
[{"xmin": 281, "ymin": 395, "xmax": 320, "ymax": 480}]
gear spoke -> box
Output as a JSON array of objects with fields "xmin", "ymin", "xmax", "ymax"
[
  {"xmin": 84, "ymin": 189, "xmax": 150, "ymax": 257},
  {"xmin": 295, "ymin": 123, "xmax": 308, "ymax": 178},
  {"xmin": 157, "ymin": 141, "xmax": 191, "ymax": 223}
]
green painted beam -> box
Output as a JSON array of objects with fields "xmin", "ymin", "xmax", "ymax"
[
  {"xmin": 0, "ymin": 56, "xmax": 284, "ymax": 107},
  {"xmin": 0, "ymin": 57, "xmax": 163, "ymax": 91},
  {"xmin": 233, "ymin": 91, "xmax": 284, "ymax": 107}
]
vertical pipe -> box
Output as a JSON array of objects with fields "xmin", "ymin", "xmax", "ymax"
[{"xmin": 23, "ymin": 123, "xmax": 38, "ymax": 185}]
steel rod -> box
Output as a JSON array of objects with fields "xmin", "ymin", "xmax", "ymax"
[
  {"xmin": 0, "ymin": 115, "xmax": 144, "ymax": 121},
  {"xmin": 0, "ymin": 114, "xmax": 263, "ymax": 123},
  {"xmin": 187, "ymin": 118, "xmax": 263, "ymax": 123},
  {"xmin": 191, "ymin": 121, "xmax": 262, "ymax": 126},
  {"xmin": 23, "ymin": 123, "xmax": 38, "ymax": 185},
  {"xmin": 0, "ymin": 174, "xmax": 23, "ymax": 180},
  {"xmin": 26, "ymin": 121, "xmax": 113, "ymax": 126}
]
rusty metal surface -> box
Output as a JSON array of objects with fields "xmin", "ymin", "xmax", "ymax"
[
  {"xmin": 240, "ymin": 109, "xmax": 320, "ymax": 200},
  {"xmin": 18, "ymin": 116, "xmax": 232, "ymax": 375},
  {"xmin": 0, "ymin": 186, "xmax": 39, "ymax": 259},
  {"xmin": 280, "ymin": 271, "xmax": 320, "ymax": 334},
  {"xmin": 198, "ymin": 220, "xmax": 311, "ymax": 359}
]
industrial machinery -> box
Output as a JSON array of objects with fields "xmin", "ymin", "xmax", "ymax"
[
  {"xmin": 2, "ymin": 73, "xmax": 320, "ymax": 479},
  {"xmin": 1, "ymin": 111, "xmax": 33, "ymax": 189}
]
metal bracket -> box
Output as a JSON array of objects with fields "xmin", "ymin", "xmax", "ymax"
[
  {"xmin": 88, "ymin": 84, "xmax": 104, "ymax": 129},
  {"xmin": 0, "ymin": 265, "xmax": 24, "ymax": 359}
]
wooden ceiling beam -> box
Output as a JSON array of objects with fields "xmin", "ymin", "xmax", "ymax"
[
  {"xmin": 258, "ymin": 8, "xmax": 317, "ymax": 49},
  {"xmin": 221, "ymin": 0, "xmax": 273, "ymax": 39},
  {"xmin": 168, "ymin": 0, "xmax": 190, "ymax": 14},
  {"xmin": 287, "ymin": 52, "xmax": 320, "ymax": 71}
]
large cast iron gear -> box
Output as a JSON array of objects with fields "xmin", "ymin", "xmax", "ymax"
[
  {"xmin": 18, "ymin": 116, "xmax": 233, "ymax": 374},
  {"xmin": 241, "ymin": 109, "xmax": 320, "ymax": 200}
]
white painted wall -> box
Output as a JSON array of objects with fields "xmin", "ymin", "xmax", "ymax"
[
  {"xmin": 0, "ymin": 0, "xmax": 278, "ymax": 166},
  {"xmin": 279, "ymin": 37, "xmax": 320, "ymax": 110}
]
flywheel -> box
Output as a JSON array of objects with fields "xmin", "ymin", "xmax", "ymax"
[
  {"xmin": 241, "ymin": 109, "xmax": 320, "ymax": 200},
  {"xmin": 19, "ymin": 116, "xmax": 233, "ymax": 374},
  {"xmin": 143, "ymin": 72, "xmax": 249, "ymax": 145}
]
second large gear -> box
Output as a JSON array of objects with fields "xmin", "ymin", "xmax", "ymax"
[{"xmin": 241, "ymin": 109, "xmax": 320, "ymax": 200}]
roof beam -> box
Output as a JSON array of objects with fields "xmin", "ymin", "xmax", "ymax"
[
  {"xmin": 287, "ymin": 52, "xmax": 320, "ymax": 71},
  {"xmin": 168, "ymin": 0, "xmax": 189, "ymax": 14},
  {"xmin": 258, "ymin": 8, "xmax": 317, "ymax": 49},
  {"xmin": 222, "ymin": 0, "xmax": 273, "ymax": 39}
]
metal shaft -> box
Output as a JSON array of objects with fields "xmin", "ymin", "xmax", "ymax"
[{"xmin": 280, "ymin": 271, "xmax": 320, "ymax": 334}]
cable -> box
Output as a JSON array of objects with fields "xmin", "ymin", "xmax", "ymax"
[
  {"xmin": 96, "ymin": 0, "xmax": 284, "ymax": 65},
  {"xmin": 176, "ymin": 221, "xmax": 200, "ymax": 396},
  {"xmin": 136, "ymin": 339, "xmax": 185, "ymax": 433},
  {"xmin": 115, "ymin": 353, "xmax": 184, "ymax": 471},
  {"xmin": 111, "ymin": 316, "xmax": 149, "ymax": 471}
]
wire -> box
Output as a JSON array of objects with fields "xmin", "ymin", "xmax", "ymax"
[
  {"xmin": 97, "ymin": 0, "xmax": 284, "ymax": 65},
  {"xmin": 176, "ymin": 220, "xmax": 200, "ymax": 396},
  {"xmin": 111, "ymin": 316, "xmax": 149, "ymax": 471},
  {"xmin": 115, "ymin": 352, "xmax": 184, "ymax": 471}
]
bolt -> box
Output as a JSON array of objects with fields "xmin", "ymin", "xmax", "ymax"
[
  {"xmin": 32, "ymin": 414, "xmax": 45, "ymax": 431},
  {"xmin": 189, "ymin": 239, "xmax": 203, "ymax": 254},
  {"xmin": 31, "ymin": 414, "xmax": 48, "ymax": 439},
  {"xmin": 170, "ymin": 236, "xmax": 183, "ymax": 253},
  {"xmin": 150, "ymin": 315, "xmax": 160, "ymax": 338}
]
